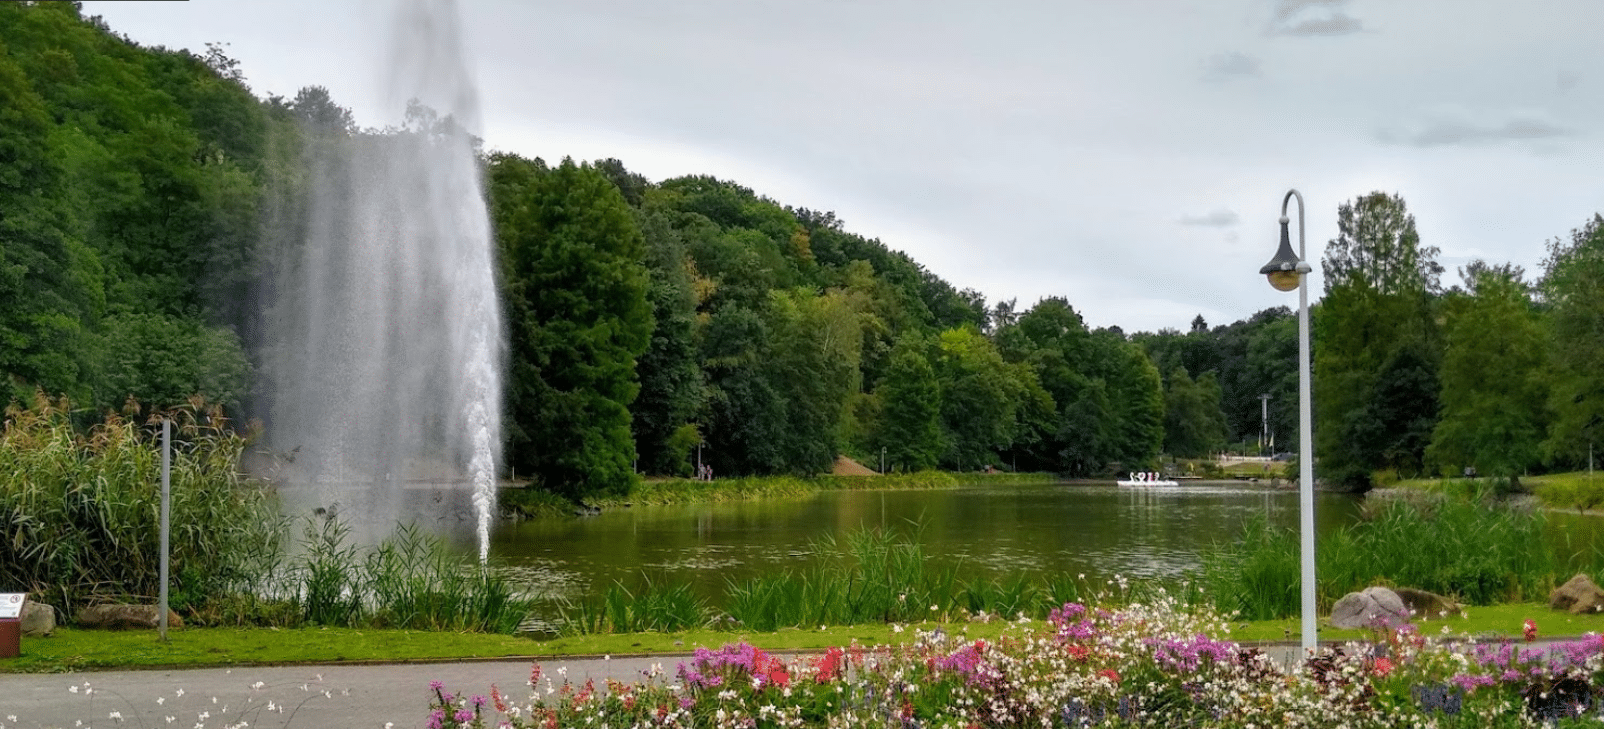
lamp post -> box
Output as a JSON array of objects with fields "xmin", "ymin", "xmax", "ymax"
[{"xmin": 1260, "ymin": 188, "xmax": 1316, "ymax": 654}]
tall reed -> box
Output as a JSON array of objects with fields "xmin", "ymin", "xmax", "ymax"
[
  {"xmin": 2, "ymin": 397, "xmax": 531, "ymax": 633},
  {"xmin": 1200, "ymin": 494, "xmax": 1594, "ymax": 620},
  {"xmin": 0, "ymin": 397, "xmax": 282, "ymax": 617}
]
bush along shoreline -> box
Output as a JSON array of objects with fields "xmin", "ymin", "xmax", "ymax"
[
  {"xmin": 499, "ymin": 470, "xmax": 1059, "ymax": 519},
  {"xmin": 431, "ymin": 592, "xmax": 1604, "ymax": 728}
]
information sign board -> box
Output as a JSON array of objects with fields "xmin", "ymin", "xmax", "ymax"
[{"xmin": 0, "ymin": 593, "xmax": 24, "ymax": 619}]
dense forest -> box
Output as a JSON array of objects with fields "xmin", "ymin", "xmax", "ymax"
[{"xmin": 3, "ymin": 3, "xmax": 1602, "ymax": 499}]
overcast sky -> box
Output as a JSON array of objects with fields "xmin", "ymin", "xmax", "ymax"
[{"xmin": 81, "ymin": 0, "xmax": 1603, "ymax": 333}]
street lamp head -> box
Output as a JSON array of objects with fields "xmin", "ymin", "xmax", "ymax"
[{"xmin": 1260, "ymin": 215, "xmax": 1302, "ymax": 292}]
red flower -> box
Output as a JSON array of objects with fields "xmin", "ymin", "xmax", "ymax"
[
  {"xmin": 1066, "ymin": 644, "xmax": 1090, "ymax": 661},
  {"xmin": 491, "ymin": 684, "xmax": 507, "ymax": 713},
  {"xmin": 1523, "ymin": 619, "xmax": 1538, "ymax": 642},
  {"xmin": 816, "ymin": 647, "xmax": 844, "ymax": 683},
  {"xmin": 1098, "ymin": 668, "xmax": 1121, "ymax": 684},
  {"xmin": 1371, "ymin": 657, "xmax": 1394, "ymax": 677}
]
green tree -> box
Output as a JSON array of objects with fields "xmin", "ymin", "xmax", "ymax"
[
  {"xmin": 1163, "ymin": 366, "xmax": 1227, "ymax": 458},
  {"xmin": 873, "ymin": 335, "xmax": 944, "ymax": 471},
  {"xmin": 1315, "ymin": 192, "xmax": 1442, "ymax": 489},
  {"xmin": 630, "ymin": 203, "xmax": 706, "ymax": 476},
  {"xmin": 490, "ymin": 155, "xmax": 651, "ymax": 499},
  {"xmin": 764, "ymin": 287, "xmax": 863, "ymax": 474},
  {"xmin": 1540, "ymin": 214, "xmax": 1604, "ymax": 468},
  {"xmin": 0, "ymin": 43, "xmax": 94, "ymax": 402},
  {"xmin": 934, "ymin": 327, "xmax": 1026, "ymax": 470},
  {"xmin": 1426, "ymin": 264, "xmax": 1546, "ymax": 478}
]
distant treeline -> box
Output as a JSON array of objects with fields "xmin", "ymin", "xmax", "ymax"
[{"xmin": 3, "ymin": 4, "xmax": 1601, "ymax": 498}]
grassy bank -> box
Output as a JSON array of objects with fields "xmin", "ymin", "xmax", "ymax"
[
  {"xmin": 500, "ymin": 469, "xmax": 1059, "ymax": 518},
  {"xmin": 5, "ymin": 601, "xmax": 1594, "ymax": 674}
]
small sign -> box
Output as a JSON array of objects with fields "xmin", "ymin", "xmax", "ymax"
[{"xmin": 0, "ymin": 594, "xmax": 24, "ymax": 619}]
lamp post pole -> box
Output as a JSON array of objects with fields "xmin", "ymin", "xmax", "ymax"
[{"xmin": 1260, "ymin": 188, "xmax": 1316, "ymax": 654}]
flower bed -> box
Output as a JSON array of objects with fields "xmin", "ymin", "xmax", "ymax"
[{"xmin": 429, "ymin": 592, "xmax": 1604, "ymax": 728}]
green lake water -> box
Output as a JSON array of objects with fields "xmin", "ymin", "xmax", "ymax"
[{"xmin": 490, "ymin": 479, "xmax": 1368, "ymax": 606}]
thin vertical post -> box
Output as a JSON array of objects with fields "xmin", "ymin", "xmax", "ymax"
[
  {"xmin": 1284, "ymin": 188, "xmax": 1317, "ymax": 655},
  {"xmin": 159, "ymin": 418, "xmax": 171, "ymax": 641}
]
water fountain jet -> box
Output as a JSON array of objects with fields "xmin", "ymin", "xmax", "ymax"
[{"xmin": 261, "ymin": 0, "xmax": 501, "ymax": 560}]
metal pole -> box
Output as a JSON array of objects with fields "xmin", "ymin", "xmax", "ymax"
[
  {"xmin": 159, "ymin": 418, "xmax": 171, "ymax": 641},
  {"xmin": 1259, "ymin": 394, "xmax": 1271, "ymax": 454},
  {"xmin": 1283, "ymin": 188, "xmax": 1317, "ymax": 655}
]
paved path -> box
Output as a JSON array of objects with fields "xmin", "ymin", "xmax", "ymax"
[{"xmin": 5, "ymin": 655, "xmax": 668, "ymax": 729}]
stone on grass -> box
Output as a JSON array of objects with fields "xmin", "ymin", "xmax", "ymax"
[
  {"xmin": 20, "ymin": 601, "xmax": 56, "ymax": 636},
  {"xmin": 1329, "ymin": 586, "xmax": 1411, "ymax": 629},
  {"xmin": 1549, "ymin": 574, "xmax": 1604, "ymax": 614},
  {"xmin": 1393, "ymin": 587, "xmax": 1462, "ymax": 619},
  {"xmin": 77, "ymin": 604, "xmax": 184, "ymax": 630}
]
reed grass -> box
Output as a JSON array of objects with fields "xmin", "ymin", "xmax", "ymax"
[
  {"xmin": 0, "ymin": 396, "xmax": 283, "ymax": 617},
  {"xmin": 558, "ymin": 525, "xmax": 1143, "ymax": 635},
  {"xmin": 1200, "ymin": 493, "xmax": 1601, "ymax": 620},
  {"xmin": 1, "ymin": 397, "xmax": 531, "ymax": 633},
  {"xmin": 601, "ymin": 470, "xmax": 961, "ymax": 508},
  {"xmin": 557, "ymin": 575, "xmax": 710, "ymax": 634}
]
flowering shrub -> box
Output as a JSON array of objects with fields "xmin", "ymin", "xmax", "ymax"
[{"xmin": 427, "ymin": 594, "xmax": 1604, "ymax": 728}]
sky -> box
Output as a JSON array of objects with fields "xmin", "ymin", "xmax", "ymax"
[{"xmin": 80, "ymin": 0, "xmax": 1604, "ymax": 333}]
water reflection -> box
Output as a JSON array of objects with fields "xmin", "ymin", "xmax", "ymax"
[{"xmin": 490, "ymin": 480, "xmax": 1366, "ymax": 602}]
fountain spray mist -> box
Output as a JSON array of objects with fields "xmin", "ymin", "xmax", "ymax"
[{"xmin": 263, "ymin": 0, "xmax": 502, "ymax": 560}]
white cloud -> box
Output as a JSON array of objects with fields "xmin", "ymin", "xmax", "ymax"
[
  {"xmin": 1377, "ymin": 110, "xmax": 1574, "ymax": 148},
  {"xmin": 1179, "ymin": 210, "xmax": 1241, "ymax": 227},
  {"xmin": 1267, "ymin": 0, "xmax": 1365, "ymax": 36},
  {"xmin": 1202, "ymin": 52, "xmax": 1262, "ymax": 81}
]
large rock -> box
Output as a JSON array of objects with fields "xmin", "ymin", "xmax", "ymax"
[
  {"xmin": 20, "ymin": 601, "xmax": 55, "ymax": 636},
  {"xmin": 1549, "ymin": 574, "xmax": 1604, "ymax": 615},
  {"xmin": 76, "ymin": 604, "xmax": 184, "ymax": 630},
  {"xmin": 1329, "ymin": 586, "xmax": 1411, "ymax": 629},
  {"xmin": 1393, "ymin": 587, "xmax": 1462, "ymax": 619}
]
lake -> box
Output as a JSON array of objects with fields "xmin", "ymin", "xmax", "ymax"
[{"xmin": 490, "ymin": 479, "xmax": 1368, "ymax": 611}]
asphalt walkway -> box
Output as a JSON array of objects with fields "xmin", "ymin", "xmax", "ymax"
[{"xmin": 6, "ymin": 654, "xmax": 667, "ymax": 729}]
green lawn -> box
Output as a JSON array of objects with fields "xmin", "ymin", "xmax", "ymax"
[{"xmin": 5, "ymin": 603, "xmax": 1595, "ymax": 674}]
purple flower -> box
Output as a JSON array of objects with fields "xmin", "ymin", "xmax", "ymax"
[
  {"xmin": 428, "ymin": 709, "xmax": 445, "ymax": 729},
  {"xmin": 1144, "ymin": 634, "xmax": 1236, "ymax": 673},
  {"xmin": 454, "ymin": 709, "xmax": 475, "ymax": 722},
  {"xmin": 430, "ymin": 680, "xmax": 445, "ymax": 691},
  {"xmin": 472, "ymin": 694, "xmax": 487, "ymax": 707},
  {"xmin": 1449, "ymin": 673, "xmax": 1495, "ymax": 693}
]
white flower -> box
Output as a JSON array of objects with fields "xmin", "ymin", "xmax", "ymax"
[
  {"xmin": 109, "ymin": 711, "xmax": 123, "ymax": 720},
  {"xmin": 157, "ymin": 697, "xmax": 166, "ymax": 705},
  {"xmin": 176, "ymin": 689, "xmax": 185, "ymax": 697}
]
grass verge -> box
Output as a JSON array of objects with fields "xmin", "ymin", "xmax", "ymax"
[{"xmin": 6, "ymin": 603, "xmax": 1596, "ymax": 674}]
